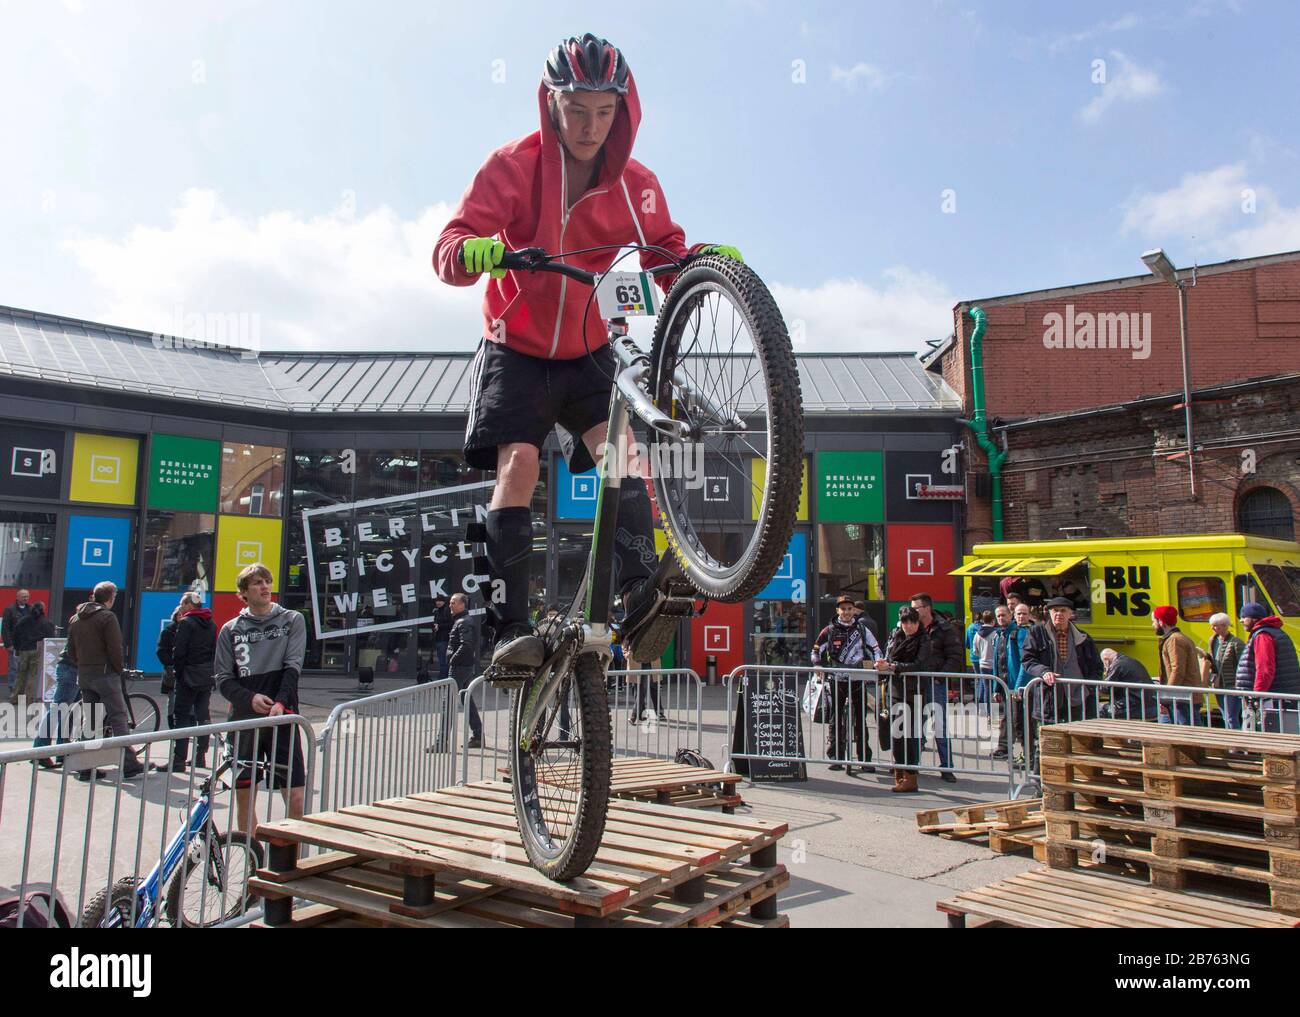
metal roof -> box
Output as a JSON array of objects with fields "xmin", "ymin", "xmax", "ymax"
[{"xmin": 0, "ymin": 305, "xmax": 960, "ymax": 416}]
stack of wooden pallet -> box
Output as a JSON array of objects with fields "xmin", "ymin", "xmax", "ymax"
[
  {"xmin": 1039, "ymin": 719, "xmax": 1300, "ymax": 915},
  {"xmin": 916, "ymin": 798, "xmax": 1046, "ymax": 860},
  {"xmin": 249, "ymin": 779, "xmax": 788, "ymax": 928}
]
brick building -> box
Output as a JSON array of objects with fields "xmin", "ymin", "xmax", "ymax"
[{"xmin": 923, "ymin": 249, "xmax": 1300, "ymax": 550}]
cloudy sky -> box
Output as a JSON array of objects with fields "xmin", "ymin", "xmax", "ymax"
[{"xmin": 3, "ymin": 0, "xmax": 1298, "ymax": 355}]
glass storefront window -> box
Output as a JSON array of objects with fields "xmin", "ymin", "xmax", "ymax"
[
  {"xmin": 0, "ymin": 511, "xmax": 57, "ymax": 588},
  {"xmin": 817, "ymin": 522, "xmax": 885, "ymax": 604},
  {"xmin": 142, "ymin": 511, "xmax": 215, "ymax": 591},
  {"xmin": 221, "ymin": 443, "xmax": 285, "ymax": 516},
  {"xmin": 752, "ymin": 601, "xmax": 808, "ymax": 668},
  {"xmin": 359, "ymin": 450, "xmax": 420, "ymax": 500}
]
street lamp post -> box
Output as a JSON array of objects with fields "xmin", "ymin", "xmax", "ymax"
[{"xmin": 1142, "ymin": 248, "xmax": 1196, "ymax": 499}]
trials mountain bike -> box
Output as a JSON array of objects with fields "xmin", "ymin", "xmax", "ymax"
[
  {"xmin": 478, "ymin": 244, "xmax": 803, "ymax": 880},
  {"xmin": 80, "ymin": 736, "xmax": 266, "ymax": 928}
]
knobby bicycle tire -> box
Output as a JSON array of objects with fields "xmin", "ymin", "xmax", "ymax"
[
  {"xmin": 81, "ymin": 875, "xmax": 145, "ymax": 929},
  {"xmin": 510, "ymin": 652, "xmax": 612, "ymax": 882},
  {"xmin": 650, "ymin": 254, "xmax": 803, "ymax": 601}
]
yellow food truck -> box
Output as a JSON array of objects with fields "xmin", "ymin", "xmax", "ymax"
[{"xmin": 950, "ymin": 534, "xmax": 1300, "ymax": 678}]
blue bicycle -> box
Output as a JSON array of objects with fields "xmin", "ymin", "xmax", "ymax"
[{"xmin": 80, "ymin": 739, "xmax": 265, "ymax": 928}]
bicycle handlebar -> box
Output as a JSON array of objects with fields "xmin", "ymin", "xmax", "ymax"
[{"xmin": 467, "ymin": 245, "xmax": 682, "ymax": 286}]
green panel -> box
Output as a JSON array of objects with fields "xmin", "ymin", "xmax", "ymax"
[
  {"xmin": 886, "ymin": 600, "xmax": 958, "ymax": 632},
  {"xmin": 816, "ymin": 451, "xmax": 884, "ymax": 522},
  {"xmin": 148, "ymin": 434, "xmax": 221, "ymax": 511}
]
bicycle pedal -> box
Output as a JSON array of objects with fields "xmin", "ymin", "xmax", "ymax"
[
  {"xmin": 485, "ymin": 664, "xmax": 533, "ymax": 689},
  {"xmin": 624, "ymin": 596, "xmax": 694, "ymax": 662}
]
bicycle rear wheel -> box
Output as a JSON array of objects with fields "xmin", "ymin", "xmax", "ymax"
[
  {"xmin": 649, "ymin": 254, "xmax": 803, "ymax": 601},
  {"xmin": 510, "ymin": 652, "xmax": 611, "ymax": 881}
]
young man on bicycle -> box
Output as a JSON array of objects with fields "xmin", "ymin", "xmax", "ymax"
[
  {"xmin": 214, "ymin": 564, "xmax": 308, "ymax": 832},
  {"xmin": 433, "ymin": 33, "xmax": 742, "ymax": 673}
]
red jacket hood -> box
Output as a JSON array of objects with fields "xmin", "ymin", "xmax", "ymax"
[
  {"xmin": 433, "ymin": 70, "xmax": 705, "ymax": 360},
  {"xmin": 186, "ymin": 608, "xmax": 213, "ymax": 622},
  {"xmin": 535, "ymin": 73, "xmax": 641, "ymax": 188},
  {"xmin": 1254, "ymin": 616, "xmax": 1284, "ymax": 630}
]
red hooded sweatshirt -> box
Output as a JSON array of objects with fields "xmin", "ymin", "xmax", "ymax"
[{"xmin": 433, "ymin": 71, "xmax": 707, "ymax": 360}]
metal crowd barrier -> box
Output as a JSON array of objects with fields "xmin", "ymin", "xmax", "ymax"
[
  {"xmin": 0, "ymin": 713, "xmax": 315, "ymax": 928},
  {"xmin": 314, "ymin": 678, "xmax": 458, "ymax": 813},
  {"xmin": 724, "ymin": 665, "xmax": 1017, "ymax": 795},
  {"xmin": 458, "ymin": 667, "xmax": 706, "ymax": 786},
  {"xmin": 1014, "ymin": 676, "xmax": 1300, "ymax": 796}
]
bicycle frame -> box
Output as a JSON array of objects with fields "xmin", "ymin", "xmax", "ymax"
[
  {"xmin": 501, "ymin": 247, "xmax": 742, "ymax": 741},
  {"xmin": 107, "ymin": 788, "xmax": 214, "ymax": 928}
]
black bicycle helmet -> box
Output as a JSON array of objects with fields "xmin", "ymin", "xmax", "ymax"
[{"xmin": 543, "ymin": 33, "xmax": 629, "ymax": 94}]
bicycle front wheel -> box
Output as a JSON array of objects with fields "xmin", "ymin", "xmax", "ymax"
[
  {"xmin": 510, "ymin": 652, "xmax": 611, "ymax": 882},
  {"xmin": 650, "ymin": 254, "xmax": 803, "ymax": 601},
  {"xmin": 128, "ymin": 693, "xmax": 162, "ymax": 734},
  {"xmin": 165, "ymin": 828, "xmax": 264, "ymax": 928}
]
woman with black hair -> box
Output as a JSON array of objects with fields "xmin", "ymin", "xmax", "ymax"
[{"xmin": 875, "ymin": 606, "xmax": 941, "ymax": 793}]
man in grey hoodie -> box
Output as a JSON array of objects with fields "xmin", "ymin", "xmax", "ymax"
[{"xmin": 213, "ymin": 564, "xmax": 308, "ymax": 833}]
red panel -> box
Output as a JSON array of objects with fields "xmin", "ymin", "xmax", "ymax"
[
  {"xmin": 885, "ymin": 524, "xmax": 957, "ymax": 603},
  {"xmin": 212, "ymin": 592, "xmax": 278, "ymax": 633},
  {"xmin": 0, "ymin": 588, "xmax": 51, "ymax": 674},
  {"xmin": 689, "ymin": 599, "xmax": 745, "ymax": 678}
]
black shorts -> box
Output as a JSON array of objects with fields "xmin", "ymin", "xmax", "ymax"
[
  {"xmin": 464, "ymin": 340, "xmax": 615, "ymax": 473},
  {"xmin": 232, "ymin": 725, "xmax": 308, "ymax": 790}
]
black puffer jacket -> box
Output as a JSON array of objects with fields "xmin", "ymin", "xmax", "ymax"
[
  {"xmin": 13, "ymin": 607, "xmax": 55, "ymax": 652},
  {"xmin": 173, "ymin": 609, "xmax": 217, "ymax": 690}
]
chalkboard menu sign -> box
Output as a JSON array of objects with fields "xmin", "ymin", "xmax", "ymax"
[{"xmin": 731, "ymin": 671, "xmax": 808, "ymax": 782}]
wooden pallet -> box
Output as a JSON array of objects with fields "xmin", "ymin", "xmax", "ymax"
[
  {"xmin": 1045, "ymin": 785, "xmax": 1300, "ymax": 849},
  {"xmin": 915, "ymin": 797, "xmax": 1043, "ymax": 838},
  {"xmin": 249, "ymin": 780, "xmax": 788, "ymax": 928},
  {"xmin": 989, "ymin": 827, "xmax": 1048, "ymax": 862},
  {"xmin": 518, "ymin": 757, "xmax": 744, "ymax": 812},
  {"xmin": 1040, "ymin": 842, "xmax": 1300, "ymax": 920},
  {"xmin": 937, "ymin": 867, "xmax": 1300, "ymax": 928},
  {"xmin": 1040, "ymin": 756, "xmax": 1298, "ymax": 819},
  {"xmin": 1039, "ymin": 720, "xmax": 1300, "ymax": 785}
]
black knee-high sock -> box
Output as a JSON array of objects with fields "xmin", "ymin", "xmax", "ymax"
[
  {"xmin": 613, "ymin": 480, "xmax": 658, "ymax": 595},
  {"xmin": 485, "ymin": 506, "xmax": 533, "ymax": 628}
]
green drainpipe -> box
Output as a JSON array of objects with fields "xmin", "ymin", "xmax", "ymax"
[{"xmin": 959, "ymin": 305, "xmax": 1008, "ymax": 540}]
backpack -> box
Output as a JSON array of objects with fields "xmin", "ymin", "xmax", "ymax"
[{"xmin": 0, "ymin": 887, "xmax": 73, "ymax": 929}]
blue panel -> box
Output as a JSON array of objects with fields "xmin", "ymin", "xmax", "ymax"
[
  {"xmin": 136, "ymin": 591, "xmax": 212, "ymax": 674},
  {"xmin": 555, "ymin": 459, "xmax": 600, "ymax": 521},
  {"xmin": 64, "ymin": 515, "xmax": 132, "ymax": 588},
  {"xmin": 755, "ymin": 531, "xmax": 808, "ymax": 601}
]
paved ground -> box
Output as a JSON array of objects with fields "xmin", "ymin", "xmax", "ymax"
[{"xmin": 1, "ymin": 673, "xmax": 1035, "ymax": 927}]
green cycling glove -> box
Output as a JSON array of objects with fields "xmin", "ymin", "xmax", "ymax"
[
  {"xmin": 701, "ymin": 244, "xmax": 744, "ymax": 263},
  {"xmin": 461, "ymin": 237, "xmax": 507, "ymax": 279}
]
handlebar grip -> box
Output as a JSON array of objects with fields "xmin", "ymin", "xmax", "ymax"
[{"xmin": 499, "ymin": 247, "xmax": 546, "ymax": 270}]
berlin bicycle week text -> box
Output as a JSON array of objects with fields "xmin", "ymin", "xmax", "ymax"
[{"xmin": 319, "ymin": 504, "xmax": 505, "ymax": 613}]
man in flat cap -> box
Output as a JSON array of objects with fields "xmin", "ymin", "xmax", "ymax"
[{"xmin": 1020, "ymin": 596, "xmax": 1103, "ymax": 778}]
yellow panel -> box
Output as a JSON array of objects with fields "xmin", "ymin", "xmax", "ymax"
[
  {"xmin": 950, "ymin": 554, "xmax": 1088, "ymax": 577},
  {"xmin": 216, "ymin": 515, "xmax": 283, "ymax": 591},
  {"xmin": 69, "ymin": 433, "xmax": 140, "ymax": 505},
  {"xmin": 653, "ymin": 526, "xmax": 668, "ymax": 557},
  {"xmin": 750, "ymin": 458, "xmax": 809, "ymax": 521}
]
